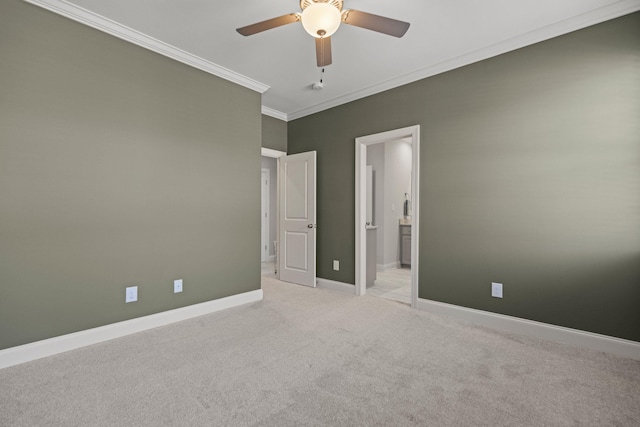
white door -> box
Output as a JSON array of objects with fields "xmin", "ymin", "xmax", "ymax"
[
  {"xmin": 279, "ymin": 151, "xmax": 317, "ymax": 287},
  {"xmin": 261, "ymin": 168, "xmax": 270, "ymax": 262}
]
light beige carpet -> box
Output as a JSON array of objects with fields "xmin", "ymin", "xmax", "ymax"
[{"xmin": 1, "ymin": 276, "xmax": 639, "ymax": 426}]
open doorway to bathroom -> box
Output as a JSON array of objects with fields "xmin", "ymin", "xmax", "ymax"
[
  {"xmin": 365, "ymin": 138, "xmax": 413, "ymax": 304},
  {"xmin": 355, "ymin": 125, "xmax": 420, "ymax": 308}
]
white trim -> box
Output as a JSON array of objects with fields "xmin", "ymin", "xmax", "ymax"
[
  {"xmin": 261, "ymin": 107, "xmax": 288, "ymax": 121},
  {"xmin": 286, "ymin": 0, "xmax": 640, "ymax": 120},
  {"xmin": 261, "ymin": 168, "xmax": 270, "ymax": 262},
  {"xmin": 0, "ymin": 289, "xmax": 263, "ymax": 370},
  {"xmin": 267, "ymin": 255, "xmax": 276, "ymax": 263},
  {"xmin": 261, "ymin": 147, "xmax": 287, "ymax": 158},
  {"xmin": 316, "ymin": 278, "xmax": 354, "ymax": 294},
  {"xmin": 24, "ymin": 0, "xmax": 640, "ymax": 119},
  {"xmin": 377, "ymin": 262, "xmax": 400, "ymax": 272},
  {"xmin": 24, "ymin": 0, "xmax": 269, "ymax": 94},
  {"xmin": 355, "ymin": 126, "xmax": 420, "ymax": 308},
  {"xmin": 417, "ymin": 298, "xmax": 640, "ymax": 361}
]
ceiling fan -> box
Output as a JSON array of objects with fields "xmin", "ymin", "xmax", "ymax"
[{"xmin": 236, "ymin": 0, "xmax": 410, "ymax": 67}]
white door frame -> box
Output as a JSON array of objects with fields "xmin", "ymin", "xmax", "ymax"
[
  {"xmin": 355, "ymin": 125, "xmax": 420, "ymax": 308},
  {"xmin": 261, "ymin": 148, "xmax": 286, "ymax": 277},
  {"xmin": 261, "ymin": 168, "xmax": 270, "ymax": 262}
]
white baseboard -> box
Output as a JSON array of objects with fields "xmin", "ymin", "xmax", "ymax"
[
  {"xmin": 417, "ymin": 298, "xmax": 640, "ymax": 361},
  {"xmin": 316, "ymin": 278, "xmax": 355, "ymax": 294},
  {"xmin": 377, "ymin": 262, "xmax": 400, "ymax": 272},
  {"xmin": 0, "ymin": 289, "xmax": 263, "ymax": 370}
]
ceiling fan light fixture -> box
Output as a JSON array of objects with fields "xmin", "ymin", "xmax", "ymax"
[{"xmin": 301, "ymin": 3, "xmax": 341, "ymax": 38}]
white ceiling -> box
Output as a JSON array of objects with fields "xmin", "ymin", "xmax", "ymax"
[{"xmin": 30, "ymin": 0, "xmax": 640, "ymax": 120}]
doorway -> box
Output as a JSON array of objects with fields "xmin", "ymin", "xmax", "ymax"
[
  {"xmin": 355, "ymin": 125, "xmax": 420, "ymax": 308},
  {"xmin": 261, "ymin": 148, "xmax": 286, "ymax": 277},
  {"xmin": 260, "ymin": 147, "xmax": 318, "ymax": 287}
]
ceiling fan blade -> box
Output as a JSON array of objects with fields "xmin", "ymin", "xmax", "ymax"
[
  {"xmin": 236, "ymin": 13, "xmax": 300, "ymax": 36},
  {"xmin": 315, "ymin": 36, "xmax": 332, "ymax": 67},
  {"xmin": 342, "ymin": 10, "xmax": 410, "ymax": 38}
]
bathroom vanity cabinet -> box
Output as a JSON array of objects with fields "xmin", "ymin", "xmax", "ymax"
[{"xmin": 400, "ymin": 224, "xmax": 411, "ymax": 267}]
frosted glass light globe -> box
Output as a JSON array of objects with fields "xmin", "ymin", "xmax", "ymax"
[{"xmin": 301, "ymin": 3, "xmax": 341, "ymax": 38}]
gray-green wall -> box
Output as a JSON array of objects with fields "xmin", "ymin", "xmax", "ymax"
[
  {"xmin": 262, "ymin": 115, "xmax": 287, "ymax": 152},
  {"xmin": 288, "ymin": 13, "xmax": 640, "ymax": 342},
  {"xmin": 0, "ymin": 0, "xmax": 262, "ymax": 350}
]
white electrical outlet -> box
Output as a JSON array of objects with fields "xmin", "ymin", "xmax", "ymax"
[
  {"xmin": 174, "ymin": 279, "xmax": 183, "ymax": 293},
  {"xmin": 333, "ymin": 260, "xmax": 340, "ymax": 271},
  {"xmin": 125, "ymin": 286, "xmax": 138, "ymax": 303},
  {"xmin": 491, "ymin": 282, "xmax": 503, "ymax": 298}
]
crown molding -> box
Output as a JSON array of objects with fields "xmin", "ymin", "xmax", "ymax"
[
  {"xmin": 287, "ymin": 0, "xmax": 640, "ymax": 120},
  {"xmin": 24, "ymin": 0, "xmax": 270, "ymax": 94},
  {"xmin": 24, "ymin": 0, "xmax": 640, "ymax": 120},
  {"xmin": 261, "ymin": 106, "xmax": 288, "ymax": 121}
]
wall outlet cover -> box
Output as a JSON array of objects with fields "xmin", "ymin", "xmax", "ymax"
[
  {"xmin": 491, "ymin": 282, "xmax": 503, "ymax": 298},
  {"xmin": 174, "ymin": 279, "xmax": 183, "ymax": 293},
  {"xmin": 333, "ymin": 260, "xmax": 339, "ymax": 271},
  {"xmin": 125, "ymin": 286, "xmax": 138, "ymax": 303}
]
